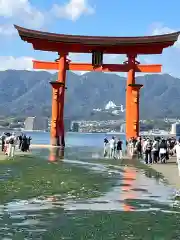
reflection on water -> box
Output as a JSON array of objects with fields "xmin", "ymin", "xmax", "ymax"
[
  {"xmin": 121, "ymin": 167, "xmax": 137, "ymax": 211},
  {"xmin": 0, "ymin": 144, "xmax": 180, "ymax": 239},
  {"xmin": 61, "ymin": 163, "xmax": 174, "ymax": 212}
]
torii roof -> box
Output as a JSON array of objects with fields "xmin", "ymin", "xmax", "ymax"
[{"xmin": 14, "ymin": 25, "xmax": 180, "ymax": 54}]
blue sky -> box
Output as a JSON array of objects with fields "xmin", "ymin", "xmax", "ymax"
[{"xmin": 0, "ymin": 0, "xmax": 180, "ymax": 77}]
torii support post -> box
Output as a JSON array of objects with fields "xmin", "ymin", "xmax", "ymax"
[
  {"xmin": 128, "ymin": 84, "xmax": 143, "ymax": 139},
  {"xmin": 56, "ymin": 53, "xmax": 67, "ymax": 147},
  {"xmin": 49, "ymin": 81, "xmax": 65, "ymax": 146},
  {"xmin": 125, "ymin": 55, "xmax": 136, "ymax": 140}
]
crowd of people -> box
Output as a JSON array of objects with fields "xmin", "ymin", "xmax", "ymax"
[
  {"xmin": 103, "ymin": 136, "xmax": 123, "ymax": 159},
  {"xmin": 103, "ymin": 135, "xmax": 180, "ymax": 171},
  {"xmin": 127, "ymin": 136, "xmax": 177, "ymax": 164},
  {"xmin": 0, "ymin": 132, "xmax": 32, "ymax": 157}
]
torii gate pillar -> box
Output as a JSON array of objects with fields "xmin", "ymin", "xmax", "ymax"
[
  {"xmin": 50, "ymin": 81, "xmax": 65, "ymax": 146},
  {"xmin": 128, "ymin": 83, "xmax": 143, "ymax": 139},
  {"xmin": 125, "ymin": 54, "xmax": 136, "ymax": 140},
  {"xmin": 56, "ymin": 53, "xmax": 67, "ymax": 147}
]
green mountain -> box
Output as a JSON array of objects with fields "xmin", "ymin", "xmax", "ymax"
[{"xmin": 0, "ymin": 70, "xmax": 179, "ymax": 119}]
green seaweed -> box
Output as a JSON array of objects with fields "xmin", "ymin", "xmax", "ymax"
[{"xmin": 0, "ymin": 155, "xmax": 116, "ymax": 203}]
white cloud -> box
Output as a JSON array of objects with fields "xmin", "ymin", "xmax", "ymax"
[
  {"xmin": 0, "ymin": 0, "xmax": 44, "ymax": 28},
  {"xmin": 152, "ymin": 23, "xmax": 180, "ymax": 48},
  {"xmin": 0, "ymin": 0, "xmax": 94, "ymax": 34},
  {"xmin": 146, "ymin": 23, "xmax": 180, "ymax": 77},
  {"xmin": 0, "ymin": 56, "xmax": 33, "ymax": 70},
  {"xmin": 51, "ymin": 0, "xmax": 94, "ymax": 21},
  {"xmin": 0, "ymin": 24, "xmax": 16, "ymax": 36},
  {"xmin": 0, "ymin": 0, "xmax": 27, "ymax": 17}
]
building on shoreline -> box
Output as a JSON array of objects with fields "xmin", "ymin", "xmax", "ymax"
[
  {"xmin": 24, "ymin": 116, "xmax": 48, "ymax": 131},
  {"xmin": 64, "ymin": 119, "xmax": 71, "ymax": 132},
  {"xmin": 170, "ymin": 123, "xmax": 180, "ymax": 136},
  {"xmin": 71, "ymin": 122, "xmax": 79, "ymax": 132}
]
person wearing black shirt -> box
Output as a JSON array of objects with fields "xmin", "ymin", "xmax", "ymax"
[
  {"xmin": 135, "ymin": 137, "xmax": 142, "ymax": 159},
  {"xmin": 159, "ymin": 139, "xmax": 168, "ymax": 163},
  {"xmin": 117, "ymin": 138, "xmax": 123, "ymax": 159},
  {"xmin": 103, "ymin": 138, "xmax": 109, "ymax": 157},
  {"xmin": 21, "ymin": 135, "xmax": 28, "ymax": 152},
  {"xmin": 1, "ymin": 133, "xmax": 5, "ymax": 152},
  {"xmin": 18, "ymin": 134, "xmax": 23, "ymax": 149},
  {"xmin": 27, "ymin": 136, "xmax": 32, "ymax": 151}
]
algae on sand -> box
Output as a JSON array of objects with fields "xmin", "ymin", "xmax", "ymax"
[
  {"xmin": 44, "ymin": 210, "xmax": 180, "ymax": 240},
  {"xmin": 0, "ymin": 155, "xmax": 117, "ymax": 203}
]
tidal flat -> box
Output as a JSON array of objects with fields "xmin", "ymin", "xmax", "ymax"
[{"xmin": 0, "ymin": 147, "xmax": 180, "ymax": 239}]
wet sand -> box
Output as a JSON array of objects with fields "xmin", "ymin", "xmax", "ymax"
[
  {"xmin": 1, "ymin": 143, "xmax": 180, "ymax": 191},
  {"xmin": 29, "ymin": 145, "xmax": 180, "ymax": 191},
  {"xmin": 0, "ymin": 150, "xmax": 30, "ymax": 160},
  {"xmin": 149, "ymin": 157, "xmax": 180, "ymax": 190},
  {"xmin": 31, "ymin": 144, "xmax": 57, "ymax": 149},
  {"xmin": 0, "ymin": 144, "xmax": 55, "ymax": 160}
]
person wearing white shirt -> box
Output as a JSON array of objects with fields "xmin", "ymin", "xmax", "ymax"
[
  {"xmin": 109, "ymin": 136, "xmax": 116, "ymax": 158},
  {"xmin": 142, "ymin": 139, "xmax": 147, "ymax": 153},
  {"xmin": 174, "ymin": 138, "xmax": 180, "ymax": 176},
  {"xmin": 7, "ymin": 133, "xmax": 16, "ymax": 158},
  {"xmin": 128, "ymin": 138, "xmax": 134, "ymax": 157}
]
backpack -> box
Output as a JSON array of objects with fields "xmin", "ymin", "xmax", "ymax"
[{"xmin": 9, "ymin": 138, "xmax": 14, "ymax": 144}]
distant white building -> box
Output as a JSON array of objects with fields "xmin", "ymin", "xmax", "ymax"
[
  {"xmin": 92, "ymin": 101, "xmax": 125, "ymax": 114},
  {"xmin": 170, "ymin": 123, "xmax": 180, "ymax": 135},
  {"xmin": 24, "ymin": 116, "xmax": 48, "ymax": 131},
  {"xmin": 71, "ymin": 122, "xmax": 79, "ymax": 132},
  {"xmin": 105, "ymin": 101, "xmax": 125, "ymax": 112},
  {"xmin": 105, "ymin": 101, "xmax": 117, "ymax": 110}
]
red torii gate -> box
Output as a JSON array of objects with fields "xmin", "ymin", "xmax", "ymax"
[{"xmin": 14, "ymin": 25, "xmax": 179, "ymax": 146}]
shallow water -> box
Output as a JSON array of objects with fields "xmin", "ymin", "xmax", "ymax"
[{"xmin": 1, "ymin": 143, "xmax": 180, "ymax": 239}]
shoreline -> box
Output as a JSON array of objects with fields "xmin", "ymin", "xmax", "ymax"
[
  {"xmin": 28, "ymin": 145, "xmax": 180, "ymax": 191},
  {"xmin": 148, "ymin": 157, "xmax": 180, "ymax": 190}
]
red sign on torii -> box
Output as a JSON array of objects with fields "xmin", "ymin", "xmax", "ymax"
[{"xmin": 14, "ymin": 25, "xmax": 179, "ymax": 146}]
